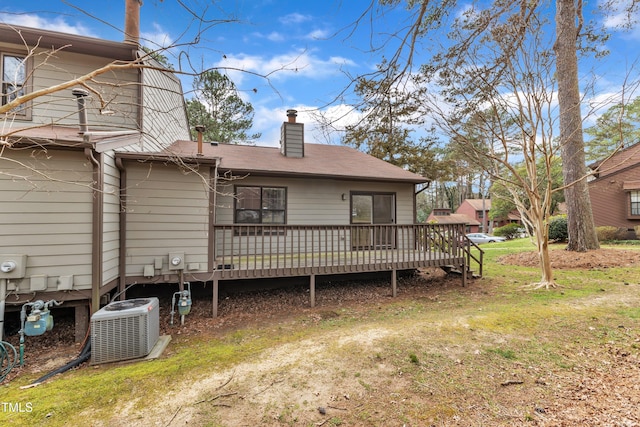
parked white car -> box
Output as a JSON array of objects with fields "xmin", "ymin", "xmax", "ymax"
[{"xmin": 465, "ymin": 233, "xmax": 507, "ymax": 244}]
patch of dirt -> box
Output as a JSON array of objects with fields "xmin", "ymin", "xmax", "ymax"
[{"xmin": 498, "ymin": 247, "xmax": 640, "ymax": 269}]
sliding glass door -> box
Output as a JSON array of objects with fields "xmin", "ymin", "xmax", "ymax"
[{"xmin": 351, "ymin": 193, "xmax": 396, "ymax": 249}]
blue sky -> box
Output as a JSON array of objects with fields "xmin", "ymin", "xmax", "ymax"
[{"xmin": 1, "ymin": 1, "xmax": 639, "ymax": 147}]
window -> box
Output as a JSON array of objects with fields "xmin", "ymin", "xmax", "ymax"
[
  {"xmin": 631, "ymin": 191, "xmax": 640, "ymax": 216},
  {"xmin": 433, "ymin": 209, "xmax": 450, "ymax": 216},
  {"xmin": 235, "ymin": 186, "xmax": 286, "ymax": 224},
  {"xmin": 2, "ymin": 53, "xmax": 30, "ymax": 119}
]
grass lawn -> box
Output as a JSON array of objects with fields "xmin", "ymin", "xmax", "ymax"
[{"xmin": 2, "ymin": 238, "xmax": 640, "ymax": 426}]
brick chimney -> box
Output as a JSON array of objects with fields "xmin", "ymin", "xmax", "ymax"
[
  {"xmin": 280, "ymin": 109, "xmax": 304, "ymax": 158},
  {"xmin": 124, "ymin": 0, "xmax": 142, "ymax": 45}
]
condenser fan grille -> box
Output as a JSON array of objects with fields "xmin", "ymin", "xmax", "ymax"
[{"xmin": 104, "ymin": 298, "xmax": 153, "ymax": 311}]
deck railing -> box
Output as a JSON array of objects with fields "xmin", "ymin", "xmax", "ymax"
[{"xmin": 213, "ymin": 223, "xmax": 481, "ymax": 279}]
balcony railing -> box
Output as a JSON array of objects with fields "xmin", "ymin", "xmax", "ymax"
[{"xmin": 213, "ymin": 223, "xmax": 479, "ymax": 279}]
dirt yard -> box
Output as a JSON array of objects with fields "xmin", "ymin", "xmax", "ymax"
[{"xmin": 6, "ymin": 247, "xmax": 640, "ymax": 426}]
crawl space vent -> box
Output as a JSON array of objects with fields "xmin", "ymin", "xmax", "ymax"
[{"xmin": 91, "ymin": 297, "xmax": 160, "ymax": 364}]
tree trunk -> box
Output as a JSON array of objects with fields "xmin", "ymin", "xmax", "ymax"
[
  {"xmin": 531, "ymin": 200, "xmax": 555, "ymax": 288},
  {"xmin": 536, "ymin": 227, "xmax": 554, "ymax": 287},
  {"xmin": 554, "ymin": 0, "xmax": 600, "ymax": 252}
]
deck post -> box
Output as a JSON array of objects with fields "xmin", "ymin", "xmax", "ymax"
[
  {"xmin": 391, "ymin": 269, "xmax": 397, "ymax": 297},
  {"xmin": 310, "ymin": 274, "xmax": 316, "ymax": 308},
  {"xmin": 212, "ymin": 277, "xmax": 219, "ymax": 317},
  {"xmin": 461, "ymin": 259, "xmax": 467, "ymax": 287},
  {"xmin": 74, "ymin": 304, "xmax": 89, "ymax": 343}
]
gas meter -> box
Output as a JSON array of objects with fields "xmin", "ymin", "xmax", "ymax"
[
  {"xmin": 170, "ymin": 282, "xmax": 192, "ymax": 326},
  {"xmin": 19, "ymin": 300, "xmax": 61, "ymax": 366},
  {"xmin": 25, "ymin": 305, "xmax": 54, "ymax": 336}
]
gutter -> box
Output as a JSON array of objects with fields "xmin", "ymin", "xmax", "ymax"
[
  {"xmin": 414, "ymin": 183, "xmax": 431, "ymax": 224},
  {"xmin": 0, "ymin": 24, "xmax": 138, "ymax": 60},
  {"xmin": 216, "ymin": 168, "xmax": 428, "ymax": 184}
]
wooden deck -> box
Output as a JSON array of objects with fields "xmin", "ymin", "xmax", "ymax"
[{"xmin": 210, "ymin": 223, "xmax": 481, "ymax": 316}]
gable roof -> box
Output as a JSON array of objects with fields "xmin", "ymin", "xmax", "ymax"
[
  {"xmin": 427, "ymin": 213, "xmax": 479, "ymax": 225},
  {"xmin": 0, "ymin": 24, "xmax": 137, "ymax": 60},
  {"xmin": 589, "ymin": 141, "xmax": 640, "ymax": 179},
  {"xmin": 462, "ymin": 199, "xmax": 491, "ymax": 210},
  {"xmin": 166, "ymin": 140, "xmax": 428, "ymax": 184}
]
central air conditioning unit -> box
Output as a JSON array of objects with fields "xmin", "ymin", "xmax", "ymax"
[{"xmin": 91, "ymin": 297, "xmax": 160, "ymax": 364}]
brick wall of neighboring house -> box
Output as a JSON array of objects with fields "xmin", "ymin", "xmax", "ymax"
[{"xmin": 589, "ymin": 165, "xmax": 640, "ymax": 239}]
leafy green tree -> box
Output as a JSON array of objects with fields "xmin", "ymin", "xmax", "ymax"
[
  {"xmin": 141, "ymin": 46, "xmax": 174, "ymax": 70},
  {"xmin": 187, "ymin": 70, "xmax": 260, "ymax": 144},
  {"xmin": 585, "ymin": 96, "xmax": 640, "ymax": 162}
]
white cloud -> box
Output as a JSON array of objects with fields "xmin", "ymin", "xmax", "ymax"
[
  {"xmin": 249, "ymin": 31, "xmax": 286, "ymax": 42},
  {"xmin": 141, "ymin": 22, "xmax": 174, "ymax": 50},
  {"xmin": 279, "ymin": 13, "xmax": 311, "ymax": 25},
  {"xmin": 599, "ymin": 0, "xmax": 640, "ymax": 39},
  {"xmin": 251, "ymin": 103, "xmax": 362, "ymax": 147},
  {"xmin": 0, "ymin": 12, "xmax": 96, "ymax": 37},
  {"xmin": 217, "ymin": 49, "xmax": 356, "ymax": 86},
  {"xmin": 305, "ymin": 29, "xmax": 331, "ymax": 40},
  {"xmin": 266, "ymin": 31, "xmax": 285, "ymax": 42}
]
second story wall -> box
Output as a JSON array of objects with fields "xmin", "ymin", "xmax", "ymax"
[
  {"xmin": 139, "ymin": 65, "xmax": 190, "ymax": 151},
  {"xmin": 0, "ymin": 40, "xmax": 140, "ymax": 132}
]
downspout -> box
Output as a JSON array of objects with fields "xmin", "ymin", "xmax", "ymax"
[
  {"xmin": 115, "ymin": 157, "xmax": 127, "ymax": 301},
  {"xmin": 414, "ymin": 182, "xmax": 430, "ymax": 224},
  {"xmin": 208, "ymin": 158, "xmax": 220, "ymax": 272},
  {"xmin": 85, "ymin": 148, "xmax": 103, "ymax": 314}
]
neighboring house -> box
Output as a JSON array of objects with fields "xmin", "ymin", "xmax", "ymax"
[
  {"xmin": 454, "ymin": 199, "xmax": 520, "ymax": 233},
  {"xmin": 426, "ymin": 208, "xmax": 480, "ymax": 231},
  {"xmin": 588, "ymin": 142, "xmax": 640, "ymax": 239},
  {"xmin": 0, "ymin": 4, "xmax": 476, "ymax": 341}
]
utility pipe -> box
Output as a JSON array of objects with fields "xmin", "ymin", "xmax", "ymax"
[
  {"xmin": 195, "ymin": 125, "xmax": 205, "ymax": 156},
  {"xmin": 72, "ymin": 88, "xmax": 90, "ymax": 134},
  {"xmin": 0, "ymin": 279, "xmax": 6, "ymax": 341}
]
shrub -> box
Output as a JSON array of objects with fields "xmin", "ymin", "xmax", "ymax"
[
  {"xmin": 493, "ymin": 223, "xmax": 523, "ymax": 240},
  {"xmin": 548, "ymin": 215, "xmax": 568, "ymax": 242},
  {"xmin": 596, "ymin": 226, "xmax": 628, "ymax": 242},
  {"xmin": 596, "ymin": 226, "xmax": 618, "ymax": 241}
]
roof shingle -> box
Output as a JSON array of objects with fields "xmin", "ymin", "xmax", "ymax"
[{"xmin": 166, "ymin": 140, "xmax": 427, "ymax": 183}]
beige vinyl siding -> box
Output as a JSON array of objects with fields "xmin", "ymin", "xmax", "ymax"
[
  {"xmin": 125, "ymin": 162, "xmax": 210, "ymax": 277},
  {"xmin": 280, "ymin": 123, "xmax": 304, "ymax": 157},
  {"xmin": 214, "ymin": 176, "xmax": 416, "ymax": 256},
  {"xmin": 138, "ymin": 65, "xmax": 190, "ymax": 152},
  {"xmin": 216, "ymin": 177, "xmax": 415, "ymax": 225},
  {"xmin": 102, "ymin": 152, "xmax": 120, "ymax": 284},
  {"xmin": 0, "ymin": 43, "xmax": 140, "ymax": 131},
  {"xmin": 0, "ymin": 150, "xmax": 93, "ymax": 291}
]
